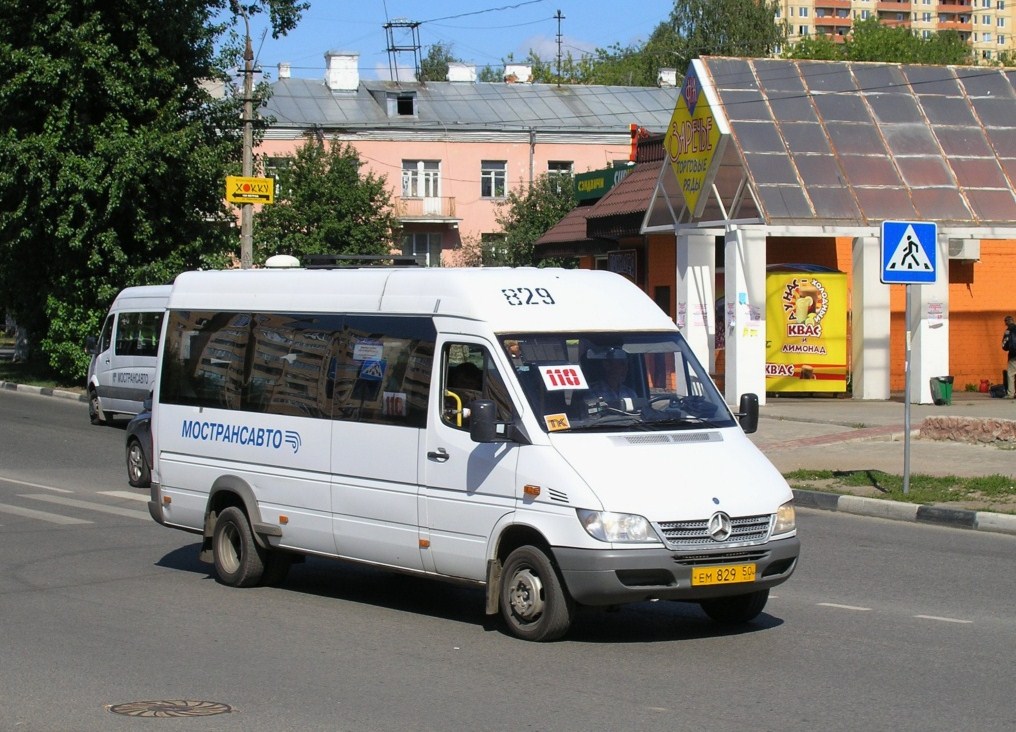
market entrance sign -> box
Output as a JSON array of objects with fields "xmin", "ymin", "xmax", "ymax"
[
  {"xmin": 226, "ymin": 176, "xmax": 274, "ymax": 204},
  {"xmin": 663, "ymin": 63, "xmax": 727, "ymax": 217}
]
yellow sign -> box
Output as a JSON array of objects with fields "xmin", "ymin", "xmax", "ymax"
[
  {"xmin": 664, "ymin": 66, "xmax": 723, "ymax": 217},
  {"xmin": 765, "ymin": 271, "xmax": 848, "ymax": 393},
  {"xmin": 226, "ymin": 176, "xmax": 274, "ymax": 204}
]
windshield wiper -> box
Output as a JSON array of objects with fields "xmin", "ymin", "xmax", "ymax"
[{"xmin": 643, "ymin": 415, "xmax": 724, "ymax": 429}]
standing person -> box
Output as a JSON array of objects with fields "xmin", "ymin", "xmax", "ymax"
[{"xmin": 1004, "ymin": 315, "xmax": 1016, "ymax": 399}]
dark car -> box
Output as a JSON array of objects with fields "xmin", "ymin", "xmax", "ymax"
[{"xmin": 125, "ymin": 398, "xmax": 152, "ymax": 488}]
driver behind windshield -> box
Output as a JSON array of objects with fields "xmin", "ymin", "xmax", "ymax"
[{"xmin": 588, "ymin": 349, "xmax": 637, "ymax": 405}]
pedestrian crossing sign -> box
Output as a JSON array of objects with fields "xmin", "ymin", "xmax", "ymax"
[{"xmin": 881, "ymin": 221, "xmax": 937, "ymax": 284}]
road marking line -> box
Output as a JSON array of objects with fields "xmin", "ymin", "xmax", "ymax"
[
  {"xmin": 914, "ymin": 615, "xmax": 973, "ymax": 624},
  {"xmin": 817, "ymin": 603, "xmax": 872, "ymax": 611},
  {"xmin": 0, "ymin": 501, "xmax": 92, "ymax": 525},
  {"xmin": 0, "ymin": 476, "xmax": 73, "ymax": 493},
  {"xmin": 98, "ymin": 490, "xmax": 149, "ymax": 502},
  {"xmin": 22, "ymin": 494, "xmax": 150, "ymax": 520}
]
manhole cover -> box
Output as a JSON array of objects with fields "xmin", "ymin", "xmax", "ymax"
[{"xmin": 107, "ymin": 700, "xmax": 234, "ymax": 718}]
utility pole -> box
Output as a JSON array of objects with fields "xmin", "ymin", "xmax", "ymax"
[
  {"xmin": 555, "ymin": 10, "xmax": 565, "ymax": 88},
  {"xmin": 240, "ymin": 15, "xmax": 254, "ymax": 269}
]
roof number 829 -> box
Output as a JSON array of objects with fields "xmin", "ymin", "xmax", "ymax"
[{"xmin": 501, "ymin": 287, "xmax": 555, "ymax": 306}]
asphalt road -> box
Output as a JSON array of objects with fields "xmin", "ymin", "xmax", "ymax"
[{"xmin": 1, "ymin": 389, "xmax": 1014, "ymax": 731}]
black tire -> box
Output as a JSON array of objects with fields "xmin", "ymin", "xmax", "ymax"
[
  {"xmin": 88, "ymin": 389, "xmax": 107, "ymax": 425},
  {"xmin": 126, "ymin": 438, "xmax": 150, "ymax": 488},
  {"xmin": 212, "ymin": 506, "xmax": 265, "ymax": 588},
  {"xmin": 499, "ymin": 545, "xmax": 574, "ymax": 642},
  {"xmin": 700, "ymin": 589, "xmax": 769, "ymax": 625}
]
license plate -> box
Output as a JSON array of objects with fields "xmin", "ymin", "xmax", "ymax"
[{"xmin": 691, "ymin": 563, "xmax": 756, "ymax": 586}]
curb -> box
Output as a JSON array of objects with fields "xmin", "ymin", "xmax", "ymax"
[
  {"xmin": 0, "ymin": 380, "xmax": 88, "ymax": 404},
  {"xmin": 793, "ymin": 489, "xmax": 1016, "ymax": 536}
]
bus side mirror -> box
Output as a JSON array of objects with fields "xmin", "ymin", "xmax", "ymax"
[
  {"xmin": 737, "ymin": 393, "xmax": 759, "ymax": 434},
  {"xmin": 469, "ymin": 400, "xmax": 499, "ymax": 443},
  {"xmin": 85, "ymin": 335, "xmax": 97, "ymax": 355}
]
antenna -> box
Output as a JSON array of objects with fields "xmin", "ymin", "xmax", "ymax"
[
  {"xmin": 555, "ymin": 9, "xmax": 565, "ymax": 87},
  {"xmin": 384, "ymin": 18, "xmax": 422, "ymax": 84}
]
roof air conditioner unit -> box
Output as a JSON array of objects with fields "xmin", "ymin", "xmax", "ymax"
[{"xmin": 947, "ymin": 238, "xmax": 980, "ymax": 260}]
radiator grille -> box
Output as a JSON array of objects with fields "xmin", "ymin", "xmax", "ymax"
[{"xmin": 657, "ymin": 513, "xmax": 773, "ymax": 549}]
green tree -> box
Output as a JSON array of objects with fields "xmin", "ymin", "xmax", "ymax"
[
  {"xmin": 493, "ymin": 174, "xmax": 577, "ymax": 267},
  {"xmin": 638, "ymin": 0, "xmax": 788, "ymax": 83},
  {"xmin": 253, "ymin": 137, "xmax": 400, "ymax": 263},
  {"xmin": 782, "ymin": 33, "xmax": 843, "ymax": 60},
  {"xmin": 419, "ymin": 41, "xmax": 458, "ymax": 82},
  {"xmin": 786, "ymin": 18, "xmax": 972, "ymax": 65},
  {"xmin": 0, "ymin": 0, "xmax": 307, "ymax": 380}
]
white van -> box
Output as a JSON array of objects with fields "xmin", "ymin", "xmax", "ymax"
[
  {"xmin": 148, "ymin": 265, "xmax": 798, "ymax": 641},
  {"xmin": 86, "ymin": 285, "xmax": 170, "ymax": 424}
]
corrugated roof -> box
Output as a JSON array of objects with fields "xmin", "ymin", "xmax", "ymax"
[
  {"xmin": 678, "ymin": 57, "xmax": 1016, "ymax": 230},
  {"xmin": 264, "ymin": 78, "xmax": 680, "ymax": 133}
]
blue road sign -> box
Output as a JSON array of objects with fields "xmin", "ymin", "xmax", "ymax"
[{"xmin": 881, "ymin": 221, "xmax": 937, "ymax": 284}]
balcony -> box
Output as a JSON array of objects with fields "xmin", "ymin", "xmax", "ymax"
[
  {"xmin": 394, "ymin": 196, "xmax": 459, "ymax": 224},
  {"xmin": 877, "ymin": 0, "xmax": 912, "ymax": 9},
  {"xmin": 815, "ymin": 0, "xmax": 852, "ymax": 8},
  {"xmin": 815, "ymin": 15, "xmax": 853, "ymax": 27},
  {"xmin": 936, "ymin": 0, "xmax": 972, "ymax": 13},
  {"xmin": 937, "ymin": 16, "xmax": 972, "ymax": 31}
]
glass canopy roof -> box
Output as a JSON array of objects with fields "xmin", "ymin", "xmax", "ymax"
[{"xmin": 648, "ymin": 57, "xmax": 1016, "ymax": 233}]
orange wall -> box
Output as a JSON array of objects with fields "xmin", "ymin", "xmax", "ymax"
[
  {"xmin": 636, "ymin": 234, "xmax": 1014, "ymax": 392},
  {"xmin": 769, "ymin": 236, "xmax": 1016, "ymax": 392}
]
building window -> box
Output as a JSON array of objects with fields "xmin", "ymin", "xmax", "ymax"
[
  {"xmin": 799, "ymin": 6, "xmax": 809, "ymax": 16},
  {"xmin": 999, "ymin": 17, "xmax": 1006, "ymax": 26},
  {"xmin": 999, "ymin": 34, "xmax": 1006, "ymax": 43},
  {"xmin": 547, "ymin": 160, "xmax": 573, "ymax": 177},
  {"xmin": 480, "ymin": 161, "xmax": 507, "ymax": 199},
  {"xmin": 394, "ymin": 93, "xmax": 416, "ymax": 116},
  {"xmin": 403, "ymin": 232, "xmax": 442, "ymax": 267},
  {"xmin": 547, "ymin": 160, "xmax": 573, "ymax": 193},
  {"xmin": 402, "ymin": 160, "xmax": 440, "ymax": 198}
]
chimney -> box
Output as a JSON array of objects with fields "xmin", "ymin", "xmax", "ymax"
[
  {"xmin": 278, "ymin": 62, "xmax": 291, "ymax": 79},
  {"xmin": 325, "ymin": 51, "xmax": 359, "ymax": 91},
  {"xmin": 447, "ymin": 62, "xmax": 477, "ymax": 83},
  {"xmin": 657, "ymin": 68, "xmax": 678, "ymax": 88},
  {"xmin": 503, "ymin": 63, "xmax": 532, "ymax": 84}
]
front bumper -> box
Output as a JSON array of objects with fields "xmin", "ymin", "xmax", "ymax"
[{"xmin": 554, "ymin": 536, "xmax": 800, "ymax": 606}]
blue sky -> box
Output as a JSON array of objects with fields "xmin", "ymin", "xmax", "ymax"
[{"xmin": 231, "ymin": 0, "xmax": 677, "ymax": 80}]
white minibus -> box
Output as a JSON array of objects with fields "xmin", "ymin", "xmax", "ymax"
[
  {"xmin": 148, "ymin": 264, "xmax": 798, "ymax": 641},
  {"xmin": 86, "ymin": 284, "xmax": 170, "ymax": 424}
]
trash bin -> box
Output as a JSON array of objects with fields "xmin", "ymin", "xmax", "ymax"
[{"xmin": 930, "ymin": 375, "xmax": 954, "ymax": 405}]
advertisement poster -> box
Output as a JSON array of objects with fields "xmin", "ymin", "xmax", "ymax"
[{"xmin": 765, "ymin": 271, "xmax": 848, "ymax": 393}]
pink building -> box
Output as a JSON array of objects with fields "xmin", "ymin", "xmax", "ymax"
[{"xmin": 257, "ymin": 53, "xmax": 680, "ymax": 266}]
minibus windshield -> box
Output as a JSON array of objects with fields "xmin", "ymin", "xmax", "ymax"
[{"xmin": 500, "ymin": 332, "xmax": 736, "ymax": 433}]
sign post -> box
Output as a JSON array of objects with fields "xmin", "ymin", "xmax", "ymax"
[{"xmin": 880, "ymin": 220, "xmax": 938, "ymax": 494}]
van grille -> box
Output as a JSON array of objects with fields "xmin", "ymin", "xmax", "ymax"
[{"xmin": 657, "ymin": 513, "xmax": 773, "ymax": 549}]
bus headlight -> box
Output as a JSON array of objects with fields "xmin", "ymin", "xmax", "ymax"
[
  {"xmin": 577, "ymin": 509, "xmax": 661, "ymax": 544},
  {"xmin": 773, "ymin": 501, "xmax": 796, "ymax": 536}
]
